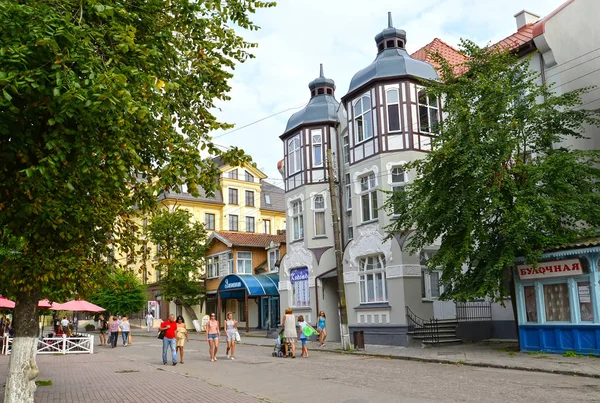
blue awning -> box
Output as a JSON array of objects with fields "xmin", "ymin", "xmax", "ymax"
[{"xmin": 217, "ymin": 274, "xmax": 279, "ymax": 300}]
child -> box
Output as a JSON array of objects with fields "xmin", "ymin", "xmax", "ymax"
[{"xmin": 297, "ymin": 315, "xmax": 317, "ymax": 358}]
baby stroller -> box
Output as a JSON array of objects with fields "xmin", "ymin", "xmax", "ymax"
[{"xmin": 272, "ymin": 330, "xmax": 291, "ymax": 357}]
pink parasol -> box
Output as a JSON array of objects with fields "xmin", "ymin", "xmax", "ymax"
[
  {"xmin": 38, "ymin": 299, "xmax": 62, "ymax": 310},
  {"xmin": 0, "ymin": 296, "xmax": 15, "ymax": 309},
  {"xmin": 54, "ymin": 299, "xmax": 105, "ymax": 312}
]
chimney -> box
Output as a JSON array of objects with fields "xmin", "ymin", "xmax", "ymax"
[{"xmin": 514, "ymin": 10, "xmax": 540, "ymax": 30}]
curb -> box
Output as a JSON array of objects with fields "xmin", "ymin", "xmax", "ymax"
[{"xmin": 129, "ymin": 333, "xmax": 600, "ymax": 379}]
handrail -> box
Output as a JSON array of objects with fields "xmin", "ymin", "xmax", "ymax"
[
  {"xmin": 406, "ymin": 306, "xmax": 440, "ymax": 345},
  {"xmin": 405, "ymin": 306, "xmax": 426, "ymax": 329}
]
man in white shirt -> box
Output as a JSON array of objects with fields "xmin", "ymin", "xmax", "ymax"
[
  {"xmin": 146, "ymin": 312, "xmax": 154, "ymax": 332},
  {"xmin": 60, "ymin": 317, "xmax": 69, "ymax": 333}
]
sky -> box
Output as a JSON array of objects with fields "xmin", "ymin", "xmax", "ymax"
[{"xmin": 211, "ymin": 0, "xmax": 566, "ymax": 185}]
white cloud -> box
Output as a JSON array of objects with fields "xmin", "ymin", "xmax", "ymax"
[{"xmin": 212, "ymin": 0, "xmax": 566, "ymax": 181}]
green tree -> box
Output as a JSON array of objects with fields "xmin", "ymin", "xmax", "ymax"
[
  {"xmin": 146, "ymin": 208, "xmax": 208, "ymax": 322},
  {"xmin": 88, "ymin": 268, "xmax": 146, "ymax": 316},
  {"xmin": 0, "ymin": 1, "xmax": 273, "ymax": 401},
  {"xmin": 384, "ymin": 41, "xmax": 600, "ymax": 303}
]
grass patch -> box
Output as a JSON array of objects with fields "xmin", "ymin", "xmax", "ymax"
[{"xmin": 35, "ymin": 380, "xmax": 52, "ymax": 387}]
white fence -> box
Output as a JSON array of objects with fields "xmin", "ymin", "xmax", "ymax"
[{"xmin": 2, "ymin": 334, "xmax": 94, "ymax": 355}]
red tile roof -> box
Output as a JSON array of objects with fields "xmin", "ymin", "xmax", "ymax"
[
  {"xmin": 411, "ymin": 38, "xmax": 469, "ymax": 76},
  {"xmin": 211, "ymin": 231, "xmax": 286, "ymax": 248},
  {"xmin": 492, "ymin": 23, "xmax": 535, "ymax": 51}
]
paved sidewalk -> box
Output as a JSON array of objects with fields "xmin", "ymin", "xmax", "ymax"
[
  {"xmin": 130, "ymin": 328, "xmax": 600, "ymax": 378},
  {"xmin": 0, "ymin": 350, "xmax": 259, "ymax": 403}
]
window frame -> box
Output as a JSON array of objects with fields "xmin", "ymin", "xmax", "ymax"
[
  {"xmin": 228, "ymin": 214, "xmax": 239, "ymax": 231},
  {"xmin": 386, "ymin": 88, "xmax": 401, "ymax": 132},
  {"xmin": 291, "ymin": 199, "xmax": 304, "ymax": 241},
  {"xmin": 228, "ymin": 169, "xmax": 238, "ymax": 180},
  {"xmin": 360, "ymin": 173, "xmax": 378, "ymax": 222},
  {"xmin": 245, "ymin": 171, "xmax": 254, "ymax": 183},
  {"xmin": 245, "ymin": 216, "xmax": 255, "ymax": 233},
  {"xmin": 358, "ymin": 255, "xmax": 387, "ymax": 304},
  {"xmin": 313, "ymin": 195, "xmax": 326, "ymax": 237},
  {"xmin": 265, "ymin": 194, "xmax": 271, "ymax": 205},
  {"xmin": 228, "ymin": 188, "xmax": 239, "ymax": 205},
  {"xmin": 287, "ymin": 134, "xmax": 302, "ymax": 175},
  {"xmin": 236, "ymin": 251, "xmax": 253, "ymax": 275},
  {"xmin": 205, "ymin": 213, "xmax": 215, "ymax": 230},
  {"xmin": 345, "ymin": 173, "xmax": 352, "ymax": 211},
  {"xmin": 312, "ymin": 131, "xmax": 323, "ymax": 167},
  {"xmin": 268, "ymin": 249, "xmax": 280, "ymax": 272},
  {"xmin": 354, "ymin": 94, "xmax": 373, "ymax": 144},
  {"xmin": 263, "ymin": 219, "xmax": 271, "ymax": 234},
  {"xmin": 245, "ymin": 190, "xmax": 255, "ymax": 207},
  {"xmin": 206, "ymin": 255, "xmax": 220, "ymax": 279},
  {"xmin": 342, "ymin": 134, "xmax": 350, "ymax": 165},
  {"xmin": 417, "ymin": 87, "xmax": 440, "ymax": 134},
  {"xmin": 291, "ymin": 268, "xmax": 310, "ymax": 307}
]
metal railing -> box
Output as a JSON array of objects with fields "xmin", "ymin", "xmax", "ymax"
[
  {"xmin": 2, "ymin": 334, "xmax": 94, "ymax": 355},
  {"xmin": 456, "ymin": 301, "xmax": 492, "ymax": 322},
  {"xmin": 406, "ymin": 306, "xmax": 440, "ymax": 345}
]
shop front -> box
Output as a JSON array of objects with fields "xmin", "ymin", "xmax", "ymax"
[
  {"xmin": 515, "ymin": 245, "xmax": 600, "ymax": 355},
  {"xmin": 217, "ymin": 274, "xmax": 280, "ymax": 332}
]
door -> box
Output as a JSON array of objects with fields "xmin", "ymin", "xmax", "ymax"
[
  {"xmin": 429, "ymin": 271, "xmax": 456, "ymax": 319},
  {"xmin": 269, "ymin": 297, "xmax": 280, "ymax": 329}
]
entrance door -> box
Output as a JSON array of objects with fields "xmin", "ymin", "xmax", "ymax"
[{"xmin": 260, "ymin": 297, "xmax": 280, "ymax": 329}]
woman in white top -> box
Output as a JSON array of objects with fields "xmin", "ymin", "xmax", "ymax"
[
  {"xmin": 224, "ymin": 312, "xmax": 238, "ymax": 360},
  {"xmin": 120, "ymin": 316, "xmax": 131, "ymax": 346},
  {"xmin": 282, "ymin": 307, "xmax": 296, "ymax": 358}
]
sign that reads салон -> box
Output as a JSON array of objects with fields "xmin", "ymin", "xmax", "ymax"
[
  {"xmin": 517, "ymin": 258, "xmax": 583, "ymax": 281},
  {"xmin": 223, "ymin": 278, "xmax": 242, "ymax": 289}
]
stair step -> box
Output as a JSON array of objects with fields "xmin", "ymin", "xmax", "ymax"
[
  {"xmin": 410, "ymin": 333, "xmax": 458, "ymax": 340},
  {"xmin": 423, "ymin": 338, "xmax": 463, "ymax": 345},
  {"xmin": 408, "ymin": 329, "xmax": 457, "ymax": 335}
]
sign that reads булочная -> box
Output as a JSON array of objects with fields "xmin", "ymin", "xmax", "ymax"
[{"xmin": 517, "ymin": 258, "xmax": 583, "ymax": 281}]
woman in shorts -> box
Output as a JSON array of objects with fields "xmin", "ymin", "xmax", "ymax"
[
  {"xmin": 175, "ymin": 315, "xmax": 189, "ymax": 363},
  {"xmin": 224, "ymin": 312, "xmax": 238, "ymax": 360},
  {"xmin": 206, "ymin": 313, "xmax": 220, "ymax": 362}
]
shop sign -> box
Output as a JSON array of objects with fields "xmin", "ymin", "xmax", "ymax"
[
  {"xmin": 290, "ymin": 267, "xmax": 309, "ymax": 283},
  {"xmin": 578, "ymin": 285, "xmax": 591, "ymax": 303},
  {"xmin": 517, "ymin": 258, "xmax": 582, "ymax": 280},
  {"xmin": 223, "ymin": 278, "xmax": 242, "ymax": 289}
]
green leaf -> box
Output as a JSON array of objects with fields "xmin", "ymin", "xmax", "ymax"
[{"xmin": 3, "ymin": 90, "xmax": 12, "ymax": 101}]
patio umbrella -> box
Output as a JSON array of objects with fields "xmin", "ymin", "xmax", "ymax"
[
  {"xmin": 0, "ymin": 296, "xmax": 15, "ymax": 309},
  {"xmin": 55, "ymin": 299, "xmax": 105, "ymax": 312},
  {"xmin": 38, "ymin": 299, "xmax": 62, "ymax": 337}
]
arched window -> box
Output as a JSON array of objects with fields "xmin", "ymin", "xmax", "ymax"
[
  {"xmin": 354, "ymin": 95, "xmax": 373, "ymax": 143},
  {"xmin": 386, "ymin": 89, "xmax": 400, "ymax": 132}
]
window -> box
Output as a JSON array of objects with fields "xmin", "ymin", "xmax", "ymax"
[
  {"xmin": 238, "ymin": 300, "xmax": 247, "ymax": 322},
  {"xmin": 156, "ymin": 269, "xmax": 162, "ymax": 282},
  {"xmin": 264, "ymin": 219, "xmax": 271, "ymax": 234},
  {"xmin": 418, "ymin": 88, "xmax": 440, "ymax": 133},
  {"xmin": 314, "ymin": 195, "xmax": 326, "ymax": 237},
  {"xmin": 265, "ymin": 194, "xmax": 271, "ymax": 205},
  {"xmin": 288, "ymin": 134, "xmax": 302, "ymax": 175},
  {"xmin": 228, "ymin": 188, "xmax": 238, "ymax": 204},
  {"xmin": 430, "ymin": 271, "xmax": 440, "ymax": 298},
  {"xmin": 228, "ymin": 169, "xmax": 238, "ymax": 180},
  {"xmin": 524, "ymin": 286, "xmax": 538, "ymax": 323},
  {"xmin": 342, "ymin": 134, "xmax": 349, "ymax": 164},
  {"xmin": 237, "ymin": 251, "xmax": 252, "ymax": 275},
  {"xmin": 206, "ymin": 256, "xmax": 219, "ymax": 278},
  {"xmin": 543, "ymin": 283, "xmax": 570, "ymax": 322},
  {"xmin": 229, "ymin": 214, "xmax": 238, "ymax": 231},
  {"xmin": 205, "ymin": 213, "xmax": 215, "ymax": 230},
  {"xmin": 291, "ymin": 200, "xmax": 304, "ymax": 240},
  {"xmin": 390, "ymin": 167, "xmax": 406, "ymax": 215},
  {"xmin": 245, "ymin": 190, "xmax": 255, "ymax": 207},
  {"xmin": 245, "ymin": 216, "xmax": 255, "ymax": 233},
  {"xmin": 354, "ymin": 95, "xmax": 373, "ymax": 143},
  {"xmin": 348, "ymin": 225, "xmax": 353, "ymax": 240},
  {"xmin": 268, "ymin": 249, "xmax": 280, "ymax": 272},
  {"xmin": 291, "ymin": 267, "xmax": 309, "ymax": 307},
  {"xmin": 345, "ymin": 173, "xmax": 352, "ymax": 211},
  {"xmin": 360, "ymin": 173, "xmax": 378, "ymax": 222},
  {"xmin": 577, "ymin": 282, "xmax": 593, "ymax": 322},
  {"xmin": 359, "ymin": 255, "xmax": 387, "ymax": 303},
  {"xmin": 245, "ymin": 171, "xmax": 254, "ymax": 183},
  {"xmin": 386, "ymin": 89, "xmax": 400, "ymax": 132},
  {"xmin": 227, "ymin": 252, "xmax": 234, "ymax": 275},
  {"xmin": 312, "ymin": 131, "xmax": 323, "ymax": 167}
]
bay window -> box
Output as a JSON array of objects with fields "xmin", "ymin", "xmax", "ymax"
[
  {"xmin": 360, "ymin": 173, "xmax": 378, "ymax": 222},
  {"xmin": 359, "ymin": 255, "xmax": 387, "ymax": 303},
  {"xmin": 354, "ymin": 94, "xmax": 373, "ymax": 143}
]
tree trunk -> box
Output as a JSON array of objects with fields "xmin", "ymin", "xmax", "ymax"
[
  {"xmin": 182, "ymin": 304, "xmax": 200, "ymax": 332},
  {"xmin": 5, "ymin": 290, "xmax": 40, "ymax": 403}
]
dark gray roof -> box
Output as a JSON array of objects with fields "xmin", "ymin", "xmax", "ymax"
[
  {"xmin": 260, "ymin": 181, "xmax": 285, "ymax": 212},
  {"xmin": 347, "ymin": 48, "xmax": 438, "ymax": 96},
  {"xmin": 283, "ymin": 95, "xmax": 339, "ymax": 135},
  {"xmin": 157, "ymin": 187, "xmax": 224, "ymax": 205}
]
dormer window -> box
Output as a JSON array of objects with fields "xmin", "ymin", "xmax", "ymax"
[
  {"xmin": 354, "ymin": 94, "xmax": 373, "ymax": 143},
  {"xmin": 311, "ymin": 90, "xmax": 316, "ymax": 97},
  {"xmin": 317, "ymin": 88, "xmax": 324, "ymax": 95},
  {"xmin": 397, "ymin": 40, "xmax": 404, "ymax": 48},
  {"xmin": 326, "ymin": 88, "xmax": 332, "ymax": 95}
]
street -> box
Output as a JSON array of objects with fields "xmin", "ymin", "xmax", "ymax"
[{"xmin": 2, "ymin": 337, "xmax": 598, "ymax": 403}]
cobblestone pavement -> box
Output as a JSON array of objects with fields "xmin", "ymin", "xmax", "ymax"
[
  {"xmin": 131, "ymin": 328, "xmax": 600, "ymax": 378},
  {"xmin": 0, "ymin": 351, "xmax": 258, "ymax": 403},
  {"xmin": 2, "ymin": 334, "xmax": 599, "ymax": 403}
]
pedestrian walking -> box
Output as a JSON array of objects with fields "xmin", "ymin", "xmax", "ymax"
[
  {"xmin": 282, "ymin": 308, "xmax": 297, "ymax": 358},
  {"xmin": 297, "ymin": 315, "xmax": 317, "ymax": 358},
  {"xmin": 206, "ymin": 313, "xmax": 220, "ymax": 362},
  {"xmin": 317, "ymin": 310, "xmax": 327, "ymax": 347},
  {"xmin": 109, "ymin": 316, "xmax": 120, "ymax": 348},
  {"xmin": 146, "ymin": 311, "xmax": 154, "ymax": 332},
  {"xmin": 175, "ymin": 315, "xmax": 189, "ymax": 364},
  {"xmin": 120, "ymin": 316, "xmax": 131, "ymax": 346},
  {"xmin": 98, "ymin": 314, "xmax": 108, "ymax": 345},
  {"xmin": 159, "ymin": 313, "xmax": 178, "ymax": 366},
  {"xmin": 224, "ymin": 312, "xmax": 238, "ymax": 360}
]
